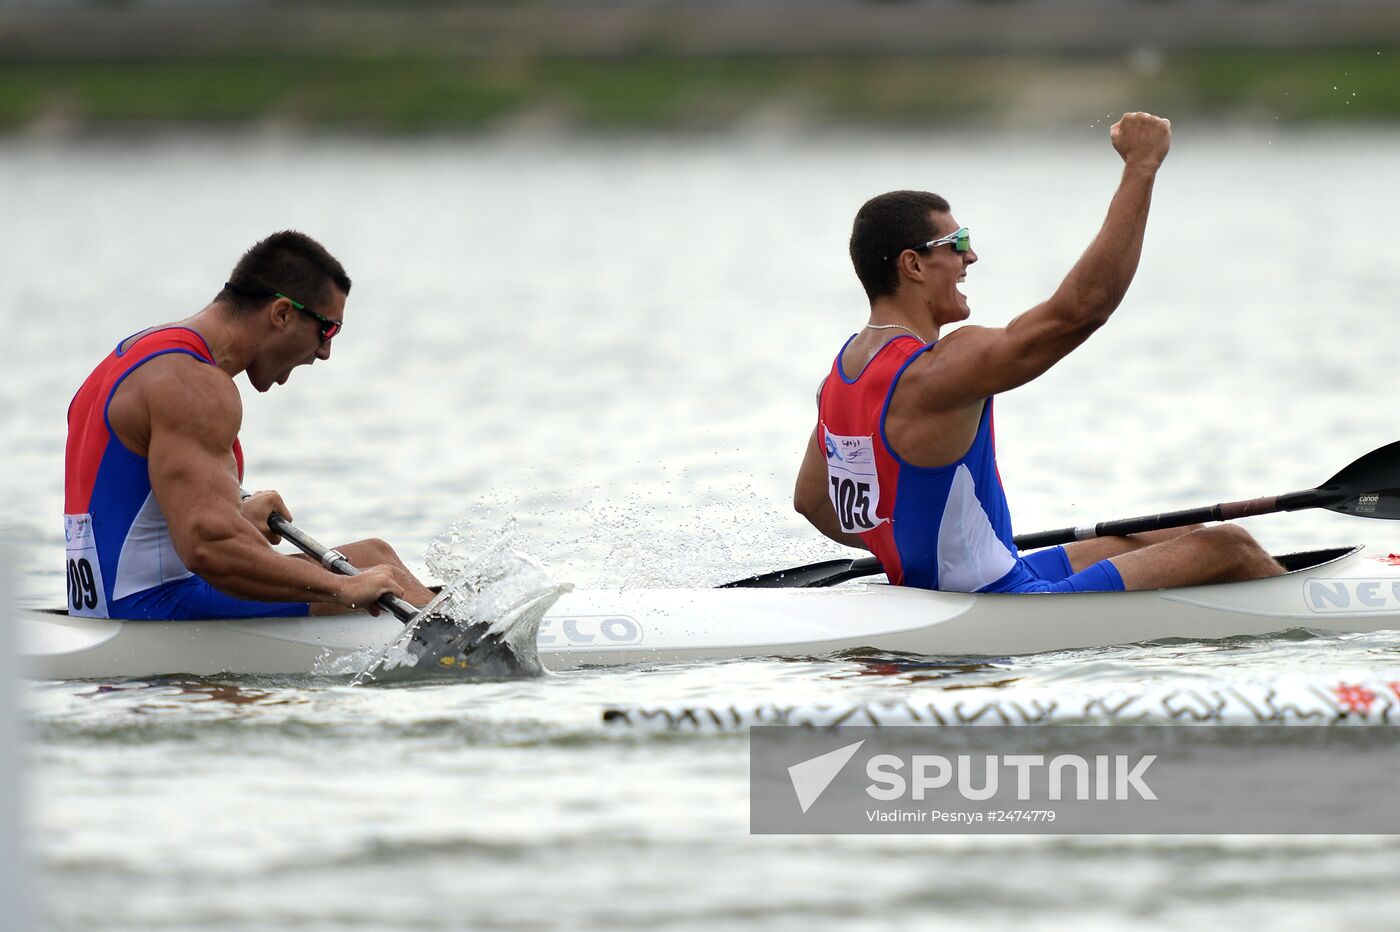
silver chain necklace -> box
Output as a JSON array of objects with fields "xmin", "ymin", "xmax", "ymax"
[{"xmin": 865, "ymin": 323, "xmax": 927, "ymax": 343}]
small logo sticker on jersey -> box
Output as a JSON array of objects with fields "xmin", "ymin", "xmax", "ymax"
[
  {"xmin": 822, "ymin": 430, "xmax": 885, "ymax": 533},
  {"xmin": 65, "ymin": 514, "xmax": 93, "ymax": 544},
  {"xmin": 835, "ymin": 437, "xmax": 873, "ymax": 465}
]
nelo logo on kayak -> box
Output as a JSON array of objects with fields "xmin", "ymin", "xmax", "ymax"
[
  {"xmin": 538, "ymin": 615, "xmax": 643, "ymax": 647},
  {"xmin": 1305, "ymin": 578, "xmax": 1400, "ymax": 613}
]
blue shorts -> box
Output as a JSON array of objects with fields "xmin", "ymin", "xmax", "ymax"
[
  {"xmin": 982, "ymin": 545, "xmax": 1126, "ymax": 595},
  {"xmin": 107, "ymin": 575, "xmax": 311, "ymax": 621}
]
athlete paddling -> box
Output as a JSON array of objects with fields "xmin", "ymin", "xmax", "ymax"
[
  {"xmin": 794, "ymin": 113, "xmax": 1286, "ymax": 593},
  {"xmin": 64, "ymin": 231, "xmax": 435, "ymax": 620}
]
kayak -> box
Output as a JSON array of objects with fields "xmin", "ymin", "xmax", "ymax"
[{"xmin": 19, "ymin": 545, "xmax": 1400, "ymax": 680}]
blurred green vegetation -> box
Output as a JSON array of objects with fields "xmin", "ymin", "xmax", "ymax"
[
  {"xmin": 0, "ymin": 50, "xmax": 1396, "ymax": 131},
  {"xmin": 1178, "ymin": 50, "xmax": 1400, "ymax": 119}
]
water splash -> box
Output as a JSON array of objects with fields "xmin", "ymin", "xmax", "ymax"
[{"xmin": 351, "ymin": 525, "xmax": 572, "ymax": 685}]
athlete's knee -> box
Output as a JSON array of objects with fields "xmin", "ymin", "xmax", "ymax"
[
  {"xmin": 1140, "ymin": 524, "xmax": 1206, "ymax": 545},
  {"xmin": 347, "ymin": 537, "xmax": 399, "ymax": 564},
  {"xmin": 1221, "ymin": 523, "xmax": 1267, "ymax": 550},
  {"xmin": 1196, "ymin": 524, "xmax": 1272, "ymax": 565}
]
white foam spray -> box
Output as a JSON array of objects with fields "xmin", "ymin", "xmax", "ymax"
[{"xmin": 347, "ymin": 522, "xmax": 572, "ymax": 683}]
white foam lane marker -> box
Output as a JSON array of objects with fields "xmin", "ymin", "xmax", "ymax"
[{"xmin": 601, "ymin": 676, "xmax": 1400, "ymax": 732}]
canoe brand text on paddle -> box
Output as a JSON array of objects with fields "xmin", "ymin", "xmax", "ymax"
[{"xmin": 1305, "ymin": 578, "xmax": 1400, "ymax": 613}]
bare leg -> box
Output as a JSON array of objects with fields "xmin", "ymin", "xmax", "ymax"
[
  {"xmin": 1105, "ymin": 525, "xmax": 1286, "ymax": 591},
  {"xmin": 294, "ymin": 538, "xmax": 437, "ymax": 615},
  {"xmin": 1060, "ymin": 526, "xmax": 1205, "ymax": 573}
]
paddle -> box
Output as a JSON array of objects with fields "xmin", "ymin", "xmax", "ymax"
[
  {"xmin": 722, "ymin": 440, "xmax": 1400, "ymax": 589},
  {"xmin": 267, "ymin": 511, "xmax": 540, "ymax": 679}
]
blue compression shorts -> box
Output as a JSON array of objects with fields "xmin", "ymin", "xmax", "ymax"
[
  {"xmin": 107, "ymin": 575, "xmax": 311, "ymax": 620},
  {"xmin": 982, "ymin": 545, "xmax": 1126, "ymax": 595}
]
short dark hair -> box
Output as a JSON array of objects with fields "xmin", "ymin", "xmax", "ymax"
[
  {"xmin": 218, "ymin": 231, "xmax": 351, "ymax": 312},
  {"xmin": 849, "ymin": 191, "xmax": 950, "ymax": 302}
]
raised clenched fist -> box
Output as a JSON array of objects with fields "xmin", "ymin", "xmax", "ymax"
[{"xmin": 1111, "ymin": 112, "xmax": 1172, "ymax": 167}]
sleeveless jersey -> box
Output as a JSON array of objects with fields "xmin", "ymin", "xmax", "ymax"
[
  {"xmin": 817, "ymin": 333, "xmax": 1020, "ymax": 591},
  {"xmin": 64, "ymin": 327, "xmax": 244, "ymax": 617}
]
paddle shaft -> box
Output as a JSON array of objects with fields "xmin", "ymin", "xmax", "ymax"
[
  {"xmin": 1011, "ymin": 486, "xmax": 1336, "ymax": 551},
  {"xmin": 267, "ymin": 512, "xmax": 418, "ymax": 623},
  {"xmin": 731, "ymin": 440, "xmax": 1400, "ymax": 587},
  {"xmin": 750, "ymin": 487, "xmax": 1344, "ymax": 585}
]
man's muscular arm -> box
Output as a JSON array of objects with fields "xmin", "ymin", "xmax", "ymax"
[
  {"xmin": 794, "ymin": 426, "xmax": 870, "ymax": 550},
  {"xmin": 136, "ymin": 357, "xmax": 402, "ymax": 609},
  {"xmin": 912, "ymin": 112, "xmax": 1172, "ymax": 408}
]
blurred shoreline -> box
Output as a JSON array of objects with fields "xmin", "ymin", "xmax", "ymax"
[{"xmin": 2, "ymin": 2, "xmax": 1398, "ymax": 132}]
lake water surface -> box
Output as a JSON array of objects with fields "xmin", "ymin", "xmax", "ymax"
[{"xmin": 4, "ymin": 126, "xmax": 1400, "ymax": 929}]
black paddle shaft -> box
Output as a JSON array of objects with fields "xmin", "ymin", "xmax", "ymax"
[
  {"xmin": 1016, "ymin": 440, "xmax": 1400, "ymax": 550},
  {"xmin": 725, "ymin": 489, "xmax": 1332, "ymax": 589},
  {"xmin": 1011, "ymin": 488, "xmax": 1333, "ymax": 551},
  {"xmin": 724, "ymin": 439, "xmax": 1400, "ymax": 588},
  {"xmin": 267, "ymin": 512, "xmax": 419, "ymax": 622}
]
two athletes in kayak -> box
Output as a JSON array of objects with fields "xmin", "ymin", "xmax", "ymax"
[
  {"xmin": 64, "ymin": 232, "xmax": 434, "ymax": 620},
  {"xmin": 65, "ymin": 114, "xmax": 1281, "ymax": 621},
  {"xmin": 795, "ymin": 112, "xmax": 1287, "ymax": 593}
]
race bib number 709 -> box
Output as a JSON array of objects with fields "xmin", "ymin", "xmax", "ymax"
[{"xmin": 64, "ymin": 513, "xmax": 109, "ymax": 618}]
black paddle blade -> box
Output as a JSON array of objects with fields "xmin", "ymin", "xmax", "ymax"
[
  {"xmin": 360, "ymin": 612, "xmax": 544, "ymax": 684},
  {"xmin": 721, "ymin": 556, "xmax": 883, "ymax": 588},
  {"xmin": 1321, "ymin": 440, "xmax": 1400, "ymax": 520}
]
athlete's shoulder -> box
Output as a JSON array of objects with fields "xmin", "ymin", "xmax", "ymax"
[
  {"xmin": 891, "ymin": 326, "xmax": 1002, "ymax": 414},
  {"xmin": 123, "ymin": 352, "xmax": 240, "ymax": 428},
  {"xmin": 931, "ymin": 324, "xmax": 996, "ymax": 349},
  {"xmin": 140, "ymin": 351, "xmax": 238, "ymax": 401},
  {"xmin": 121, "ymin": 325, "xmax": 214, "ymax": 356},
  {"xmin": 907, "ymin": 325, "xmax": 1005, "ymax": 373},
  {"xmin": 103, "ymin": 342, "xmax": 238, "ymax": 456}
]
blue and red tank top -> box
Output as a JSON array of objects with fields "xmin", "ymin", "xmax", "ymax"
[
  {"xmin": 817, "ymin": 333, "xmax": 1021, "ymax": 591},
  {"xmin": 64, "ymin": 327, "xmax": 243, "ymax": 617}
]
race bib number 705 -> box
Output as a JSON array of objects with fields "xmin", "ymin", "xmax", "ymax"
[{"xmin": 822, "ymin": 429, "xmax": 886, "ymax": 534}]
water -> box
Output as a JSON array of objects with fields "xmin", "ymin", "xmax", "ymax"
[{"xmin": 5, "ymin": 126, "xmax": 1400, "ymax": 928}]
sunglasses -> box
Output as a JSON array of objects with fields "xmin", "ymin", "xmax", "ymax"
[
  {"xmin": 276, "ymin": 293, "xmax": 342, "ymax": 343},
  {"xmin": 224, "ymin": 281, "xmax": 343, "ymax": 342},
  {"xmin": 911, "ymin": 226, "xmax": 971, "ymax": 255}
]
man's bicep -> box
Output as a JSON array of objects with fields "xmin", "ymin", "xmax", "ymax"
[
  {"xmin": 144, "ymin": 372, "xmax": 244, "ymax": 549},
  {"xmin": 147, "ymin": 429, "xmax": 241, "ymax": 518}
]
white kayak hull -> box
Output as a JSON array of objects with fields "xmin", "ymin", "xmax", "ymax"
[{"xmin": 18, "ymin": 545, "xmax": 1400, "ymax": 680}]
